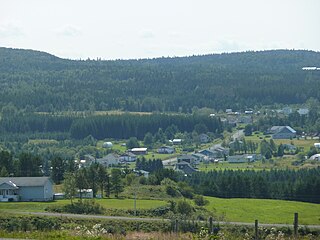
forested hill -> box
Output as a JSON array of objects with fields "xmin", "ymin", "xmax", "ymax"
[{"xmin": 0, "ymin": 47, "xmax": 320, "ymax": 112}]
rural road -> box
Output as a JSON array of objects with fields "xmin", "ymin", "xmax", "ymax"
[
  {"xmin": 232, "ymin": 129, "xmax": 244, "ymax": 140},
  {"xmin": 16, "ymin": 211, "xmax": 320, "ymax": 229}
]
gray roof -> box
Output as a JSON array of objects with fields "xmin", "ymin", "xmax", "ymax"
[
  {"xmin": 0, "ymin": 177, "xmax": 52, "ymax": 187},
  {"xmin": 271, "ymin": 126, "xmax": 296, "ymax": 134}
]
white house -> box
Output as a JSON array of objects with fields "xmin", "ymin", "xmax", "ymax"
[
  {"xmin": 95, "ymin": 153, "xmax": 119, "ymax": 167},
  {"xmin": 0, "ymin": 177, "xmax": 54, "ymax": 202},
  {"xmin": 131, "ymin": 148, "xmax": 148, "ymax": 155}
]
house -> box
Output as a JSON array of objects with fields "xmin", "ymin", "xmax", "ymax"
[
  {"xmin": 119, "ymin": 152, "xmax": 137, "ymax": 162},
  {"xmin": 131, "ymin": 148, "xmax": 148, "ymax": 155},
  {"xmin": 208, "ymin": 146, "xmax": 229, "ymax": 158},
  {"xmin": 199, "ymin": 133, "xmax": 210, "ymax": 143},
  {"xmin": 95, "ymin": 153, "xmax": 119, "ymax": 167},
  {"xmin": 310, "ymin": 154, "xmax": 320, "ymax": 161},
  {"xmin": 297, "ymin": 108, "xmax": 309, "ymax": 116},
  {"xmin": 174, "ymin": 161, "xmax": 197, "ymax": 175},
  {"xmin": 226, "ymin": 109, "xmax": 232, "ymax": 113},
  {"xmin": 269, "ymin": 126, "xmax": 296, "ymax": 139},
  {"xmin": 191, "ymin": 153, "xmax": 206, "ymax": 162},
  {"xmin": 172, "ymin": 139, "xmax": 182, "ymax": 145},
  {"xmin": 199, "ymin": 149, "xmax": 216, "ymax": 157},
  {"xmin": 0, "ymin": 177, "xmax": 54, "ymax": 202},
  {"xmin": 177, "ymin": 154, "xmax": 198, "ymax": 165},
  {"xmin": 76, "ymin": 189, "xmax": 93, "ymax": 199},
  {"xmin": 158, "ymin": 146, "xmax": 175, "ymax": 154},
  {"xmin": 314, "ymin": 143, "xmax": 320, "ymax": 149},
  {"xmin": 134, "ymin": 170, "xmax": 150, "ymax": 178},
  {"xmin": 227, "ymin": 154, "xmax": 258, "ymax": 163}
]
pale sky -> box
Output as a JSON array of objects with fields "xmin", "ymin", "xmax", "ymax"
[{"xmin": 1, "ymin": 0, "xmax": 319, "ymax": 60}]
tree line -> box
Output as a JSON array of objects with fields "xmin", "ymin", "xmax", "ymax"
[
  {"xmin": 183, "ymin": 168, "xmax": 320, "ymax": 203},
  {"xmin": 0, "ymin": 111, "xmax": 223, "ymax": 140}
]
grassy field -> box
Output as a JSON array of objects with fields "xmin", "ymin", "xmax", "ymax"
[
  {"xmin": 0, "ymin": 197, "xmax": 319, "ymax": 225},
  {"xmin": 197, "ymin": 154, "xmax": 320, "ymax": 171},
  {"xmin": 245, "ymin": 131, "xmax": 318, "ymax": 152},
  {"xmin": 0, "ymin": 198, "xmax": 166, "ymax": 213},
  {"xmin": 205, "ymin": 196, "xmax": 320, "ymax": 225}
]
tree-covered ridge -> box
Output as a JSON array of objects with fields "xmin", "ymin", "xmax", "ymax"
[{"xmin": 0, "ymin": 47, "xmax": 320, "ymax": 112}]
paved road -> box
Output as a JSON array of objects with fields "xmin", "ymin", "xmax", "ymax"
[
  {"xmin": 232, "ymin": 129, "xmax": 244, "ymax": 140},
  {"xmin": 16, "ymin": 211, "xmax": 320, "ymax": 229}
]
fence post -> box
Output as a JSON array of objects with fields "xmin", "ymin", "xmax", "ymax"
[
  {"xmin": 294, "ymin": 213, "xmax": 298, "ymax": 238},
  {"xmin": 175, "ymin": 219, "xmax": 179, "ymax": 233},
  {"xmin": 255, "ymin": 219, "xmax": 259, "ymax": 240},
  {"xmin": 209, "ymin": 216, "xmax": 213, "ymax": 234}
]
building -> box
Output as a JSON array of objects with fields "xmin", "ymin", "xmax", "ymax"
[
  {"xmin": 177, "ymin": 154, "xmax": 198, "ymax": 165},
  {"xmin": 297, "ymin": 108, "xmax": 309, "ymax": 116},
  {"xmin": 227, "ymin": 154, "xmax": 259, "ymax": 163},
  {"xmin": 119, "ymin": 152, "xmax": 137, "ymax": 162},
  {"xmin": 131, "ymin": 148, "xmax": 148, "ymax": 155},
  {"xmin": 269, "ymin": 126, "xmax": 296, "ymax": 139},
  {"xmin": 174, "ymin": 161, "xmax": 197, "ymax": 175},
  {"xmin": 172, "ymin": 139, "xmax": 182, "ymax": 145},
  {"xmin": 199, "ymin": 133, "xmax": 210, "ymax": 143},
  {"xmin": 158, "ymin": 146, "xmax": 175, "ymax": 154},
  {"xmin": 0, "ymin": 177, "xmax": 54, "ymax": 202},
  {"xmin": 191, "ymin": 153, "xmax": 206, "ymax": 162},
  {"xmin": 95, "ymin": 153, "xmax": 119, "ymax": 167}
]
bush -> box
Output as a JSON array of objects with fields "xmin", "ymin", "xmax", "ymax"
[
  {"xmin": 176, "ymin": 200, "xmax": 194, "ymax": 216},
  {"xmin": 46, "ymin": 200, "xmax": 105, "ymax": 215},
  {"xmin": 193, "ymin": 195, "xmax": 208, "ymax": 206}
]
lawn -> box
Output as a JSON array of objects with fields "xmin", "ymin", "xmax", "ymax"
[
  {"xmin": 0, "ymin": 198, "xmax": 167, "ymax": 213},
  {"xmin": 205, "ymin": 196, "xmax": 320, "ymax": 225}
]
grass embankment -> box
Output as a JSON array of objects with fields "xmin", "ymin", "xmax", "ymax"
[
  {"xmin": 205, "ymin": 196, "xmax": 320, "ymax": 225},
  {"xmin": 0, "ymin": 198, "xmax": 166, "ymax": 213}
]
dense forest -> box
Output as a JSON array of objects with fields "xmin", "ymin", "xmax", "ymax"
[
  {"xmin": 184, "ymin": 168, "xmax": 320, "ymax": 203},
  {"xmin": 0, "ymin": 112, "xmax": 223, "ymax": 140},
  {"xmin": 0, "ymin": 47, "xmax": 320, "ymax": 113}
]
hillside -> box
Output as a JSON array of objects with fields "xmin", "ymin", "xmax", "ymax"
[{"xmin": 0, "ymin": 47, "xmax": 320, "ymax": 112}]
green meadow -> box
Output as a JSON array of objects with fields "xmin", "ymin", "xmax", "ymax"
[
  {"xmin": 205, "ymin": 196, "xmax": 320, "ymax": 225},
  {"xmin": 0, "ymin": 197, "xmax": 319, "ymax": 225}
]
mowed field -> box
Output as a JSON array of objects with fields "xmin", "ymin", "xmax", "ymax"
[
  {"xmin": 0, "ymin": 197, "xmax": 319, "ymax": 225},
  {"xmin": 205, "ymin": 196, "xmax": 320, "ymax": 225}
]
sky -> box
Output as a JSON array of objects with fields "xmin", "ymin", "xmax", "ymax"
[{"xmin": 1, "ymin": 0, "xmax": 320, "ymax": 60}]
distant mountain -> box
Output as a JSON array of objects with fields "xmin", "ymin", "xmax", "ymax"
[{"xmin": 0, "ymin": 47, "xmax": 319, "ymax": 112}]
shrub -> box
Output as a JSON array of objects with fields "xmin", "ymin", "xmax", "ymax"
[
  {"xmin": 193, "ymin": 195, "xmax": 208, "ymax": 206},
  {"xmin": 176, "ymin": 200, "xmax": 194, "ymax": 216},
  {"xmin": 46, "ymin": 200, "xmax": 105, "ymax": 215}
]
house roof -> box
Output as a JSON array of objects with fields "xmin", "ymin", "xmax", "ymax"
[
  {"xmin": 178, "ymin": 154, "xmax": 196, "ymax": 160},
  {"xmin": 0, "ymin": 177, "xmax": 52, "ymax": 187},
  {"xmin": 271, "ymin": 126, "xmax": 296, "ymax": 134},
  {"xmin": 97, "ymin": 153, "xmax": 119, "ymax": 162},
  {"xmin": 131, "ymin": 148, "xmax": 147, "ymax": 152}
]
